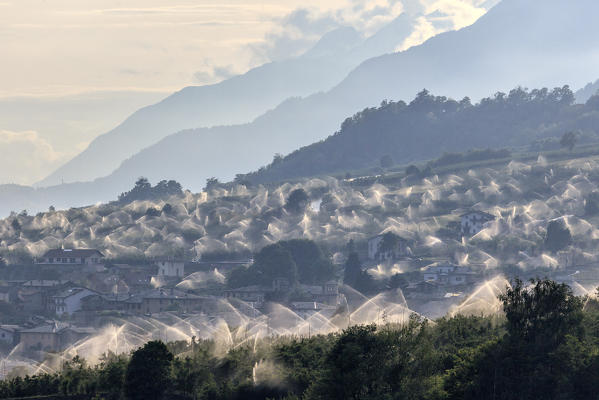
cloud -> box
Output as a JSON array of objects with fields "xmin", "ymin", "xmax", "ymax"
[
  {"xmin": 0, "ymin": 130, "xmax": 67, "ymax": 185},
  {"xmin": 248, "ymin": 0, "xmax": 493, "ymax": 65},
  {"xmin": 250, "ymin": 8, "xmax": 341, "ymax": 63}
]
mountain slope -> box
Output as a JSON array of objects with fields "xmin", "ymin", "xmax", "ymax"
[
  {"xmin": 38, "ymin": 15, "xmax": 420, "ymax": 187},
  {"xmin": 240, "ymin": 88, "xmax": 599, "ymax": 183},
  {"xmin": 576, "ymin": 79, "xmax": 599, "ymax": 104},
  {"xmin": 97, "ymin": 0, "xmax": 599, "ymax": 191}
]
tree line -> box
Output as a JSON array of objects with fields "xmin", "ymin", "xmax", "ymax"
[
  {"xmin": 2, "ymin": 278, "xmax": 599, "ymax": 399},
  {"xmin": 237, "ymin": 86, "xmax": 599, "ymax": 184}
]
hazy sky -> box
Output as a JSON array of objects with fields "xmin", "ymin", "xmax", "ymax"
[
  {"xmin": 0, "ymin": 0, "xmax": 495, "ymax": 185},
  {"xmin": 0, "ymin": 0, "xmax": 495, "ymax": 96}
]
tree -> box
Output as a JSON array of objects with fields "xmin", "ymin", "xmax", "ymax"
[
  {"xmin": 124, "ymin": 341, "xmax": 173, "ymax": 400},
  {"xmin": 307, "ymin": 325, "xmax": 393, "ymax": 399},
  {"xmin": 380, "ymin": 154, "xmax": 394, "ymax": 169},
  {"xmin": 161, "ymin": 203, "xmax": 173, "ymax": 214},
  {"xmin": 279, "ymin": 239, "xmax": 334, "ymax": 284},
  {"xmin": 343, "ymin": 252, "xmax": 375, "ymax": 293},
  {"xmin": 448, "ymin": 279, "xmax": 586, "ymax": 400},
  {"xmin": 134, "ymin": 177, "xmax": 151, "ymax": 191},
  {"xmin": 560, "ymin": 131, "xmax": 577, "ymax": 151},
  {"xmin": 405, "ymin": 165, "xmax": 420, "ymax": 176},
  {"xmin": 204, "ymin": 177, "xmax": 220, "ymax": 191},
  {"xmin": 252, "ymin": 243, "xmax": 298, "ymax": 285},
  {"xmin": 343, "ymin": 252, "xmax": 362, "ymax": 288},
  {"xmin": 10, "ymin": 219, "xmax": 20, "ymax": 232},
  {"xmin": 500, "ymin": 278, "xmax": 583, "ymax": 347},
  {"xmin": 118, "ymin": 177, "xmax": 182, "ymax": 203},
  {"xmin": 378, "ymin": 232, "xmax": 401, "ymax": 256},
  {"xmin": 145, "ymin": 207, "xmax": 160, "ymax": 217},
  {"xmin": 285, "ymin": 189, "xmax": 309, "ymax": 213},
  {"xmin": 544, "ymin": 220, "xmax": 572, "ymax": 252},
  {"xmin": 97, "ymin": 353, "xmax": 128, "ymax": 400}
]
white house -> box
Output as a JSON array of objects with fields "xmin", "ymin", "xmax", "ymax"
[
  {"xmin": 53, "ymin": 287, "xmax": 98, "ymax": 315},
  {"xmin": 422, "ymin": 262, "xmax": 474, "ymax": 286},
  {"xmin": 460, "ymin": 211, "xmax": 495, "ymax": 237},
  {"xmin": 156, "ymin": 260, "xmax": 185, "ymax": 278},
  {"xmin": 37, "ymin": 249, "xmax": 104, "ymax": 265}
]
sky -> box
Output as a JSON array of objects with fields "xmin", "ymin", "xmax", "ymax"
[{"xmin": 0, "ymin": 0, "xmax": 496, "ymax": 185}]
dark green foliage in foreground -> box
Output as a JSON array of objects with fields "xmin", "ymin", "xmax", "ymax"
[
  {"xmin": 124, "ymin": 341, "xmax": 173, "ymax": 400},
  {"xmin": 4, "ymin": 279, "xmax": 599, "ymax": 400}
]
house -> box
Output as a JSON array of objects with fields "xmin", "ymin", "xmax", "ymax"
[
  {"xmin": 80, "ymin": 293, "xmax": 129, "ymax": 312},
  {"xmin": 367, "ymin": 233, "xmax": 408, "ymax": 261},
  {"xmin": 138, "ymin": 288, "xmax": 209, "ymax": 314},
  {"xmin": 291, "ymin": 302, "xmax": 336, "ymax": 318},
  {"xmin": 19, "ymin": 323, "xmax": 94, "ymax": 352},
  {"xmin": 0, "ymin": 325, "xmax": 20, "ymax": 346},
  {"xmin": 298, "ymin": 281, "xmax": 340, "ymax": 306},
  {"xmin": 17, "ymin": 280, "xmax": 73, "ymax": 313},
  {"xmin": 405, "ymin": 280, "xmax": 444, "ymax": 297},
  {"xmin": 36, "ymin": 249, "xmax": 104, "ymax": 265},
  {"xmin": 156, "ymin": 260, "xmax": 185, "ymax": 278},
  {"xmin": 52, "ymin": 287, "xmax": 98, "ymax": 315},
  {"xmin": 422, "ymin": 262, "xmax": 475, "ymax": 286},
  {"xmin": 19, "ymin": 323, "xmax": 70, "ymax": 352},
  {"xmin": 460, "ymin": 211, "xmax": 495, "ymax": 237},
  {"xmin": 224, "ymin": 285, "xmax": 269, "ymax": 307}
]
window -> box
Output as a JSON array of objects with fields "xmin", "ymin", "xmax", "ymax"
[
  {"xmin": 48, "ymin": 258, "xmax": 53, "ymax": 263},
  {"xmin": 69, "ymin": 258, "xmax": 75, "ymax": 263}
]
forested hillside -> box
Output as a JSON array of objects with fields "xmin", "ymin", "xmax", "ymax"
[{"xmin": 240, "ymin": 86, "xmax": 599, "ymax": 183}]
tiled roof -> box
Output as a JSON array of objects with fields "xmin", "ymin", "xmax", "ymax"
[
  {"xmin": 42, "ymin": 249, "xmax": 104, "ymax": 258},
  {"xmin": 53, "ymin": 287, "xmax": 96, "ymax": 298}
]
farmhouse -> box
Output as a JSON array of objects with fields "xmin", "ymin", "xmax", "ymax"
[
  {"xmin": 52, "ymin": 287, "xmax": 98, "ymax": 315},
  {"xmin": 422, "ymin": 262, "xmax": 475, "ymax": 286},
  {"xmin": 37, "ymin": 249, "xmax": 104, "ymax": 265},
  {"xmin": 19, "ymin": 323, "xmax": 94, "ymax": 352}
]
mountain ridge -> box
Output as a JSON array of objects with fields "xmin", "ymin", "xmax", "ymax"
[{"xmin": 37, "ymin": 14, "xmax": 420, "ymax": 187}]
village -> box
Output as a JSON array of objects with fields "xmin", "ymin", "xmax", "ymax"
[
  {"xmin": 0, "ymin": 207, "xmax": 597, "ymax": 361},
  {"xmin": 0, "ymin": 210, "xmax": 550, "ymax": 356}
]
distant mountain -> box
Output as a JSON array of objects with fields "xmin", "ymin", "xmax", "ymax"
[
  {"xmin": 38, "ymin": 15, "xmax": 419, "ymax": 187},
  {"xmin": 93, "ymin": 0, "xmax": 599, "ymax": 192},
  {"xmin": 8, "ymin": 0, "xmax": 599, "ymax": 216}
]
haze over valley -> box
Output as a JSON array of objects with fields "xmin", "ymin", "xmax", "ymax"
[{"xmin": 2, "ymin": 1, "xmax": 599, "ymax": 399}]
